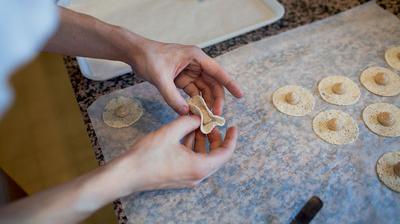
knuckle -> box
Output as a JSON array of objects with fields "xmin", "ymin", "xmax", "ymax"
[
  {"xmin": 223, "ymin": 78, "xmax": 233, "ymax": 87},
  {"xmin": 187, "ymin": 181, "xmax": 199, "ymax": 189},
  {"xmin": 189, "ymin": 167, "xmax": 207, "ymax": 181},
  {"xmin": 188, "ymin": 44, "xmax": 199, "ymax": 50},
  {"xmin": 186, "ymin": 45, "xmax": 201, "ymax": 54}
]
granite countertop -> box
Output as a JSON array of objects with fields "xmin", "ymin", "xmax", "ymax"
[{"xmin": 63, "ymin": 1, "xmax": 400, "ymax": 223}]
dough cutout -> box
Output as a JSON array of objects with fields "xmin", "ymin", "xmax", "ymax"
[
  {"xmin": 272, "ymin": 85, "xmax": 315, "ymax": 116},
  {"xmin": 318, "ymin": 75, "xmax": 360, "ymax": 105},
  {"xmin": 362, "ymin": 103, "xmax": 400, "ymax": 137},
  {"xmin": 385, "ymin": 46, "xmax": 400, "ymax": 70},
  {"xmin": 376, "ymin": 151, "xmax": 400, "ymax": 192},
  {"xmin": 187, "ymin": 95, "xmax": 225, "ymax": 134},
  {"xmin": 360, "ymin": 66, "xmax": 400, "ymax": 96},
  {"xmin": 102, "ymin": 96, "xmax": 143, "ymax": 128},
  {"xmin": 313, "ymin": 110, "xmax": 359, "ymax": 145}
]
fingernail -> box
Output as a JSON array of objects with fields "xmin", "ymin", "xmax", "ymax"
[{"xmin": 179, "ymin": 105, "xmax": 189, "ymax": 114}]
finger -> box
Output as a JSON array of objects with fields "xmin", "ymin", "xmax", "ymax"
[
  {"xmin": 157, "ymin": 79, "xmax": 189, "ymax": 115},
  {"xmin": 163, "ymin": 115, "xmax": 201, "ymax": 140},
  {"xmin": 194, "ymin": 79, "xmax": 213, "ymax": 109},
  {"xmin": 183, "ymin": 132, "xmax": 195, "ymax": 150},
  {"xmin": 195, "ymin": 52, "xmax": 244, "ymax": 98},
  {"xmin": 175, "ymin": 74, "xmax": 195, "ymax": 90},
  {"xmin": 183, "ymin": 83, "xmax": 200, "ymax": 97},
  {"xmin": 194, "ymin": 130, "xmax": 207, "ymax": 154},
  {"xmin": 195, "ymin": 127, "xmax": 238, "ymax": 174},
  {"xmin": 208, "ymin": 128, "xmax": 222, "ymax": 150},
  {"xmin": 204, "ymin": 78, "xmax": 225, "ymax": 115},
  {"xmin": 218, "ymin": 127, "xmax": 238, "ymax": 153}
]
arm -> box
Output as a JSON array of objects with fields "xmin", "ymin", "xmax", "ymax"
[
  {"xmin": 0, "ymin": 165, "xmax": 116, "ymax": 224},
  {"xmin": 43, "ymin": 7, "xmax": 142, "ymax": 64},
  {"xmin": 45, "ymin": 7, "xmax": 243, "ymax": 115},
  {"xmin": 0, "ymin": 116, "xmax": 238, "ymax": 224}
]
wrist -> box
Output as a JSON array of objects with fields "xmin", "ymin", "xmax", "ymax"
[{"xmin": 110, "ymin": 26, "xmax": 155, "ymax": 66}]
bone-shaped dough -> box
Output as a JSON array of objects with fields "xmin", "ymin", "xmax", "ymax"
[{"xmin": 187, "ymin": 95, "xmax": 225, "ymax": 134}]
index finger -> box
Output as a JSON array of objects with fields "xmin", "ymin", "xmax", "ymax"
[{"xmin": 195, "ymin": 50, "xmax": 244, "ymax": 98}]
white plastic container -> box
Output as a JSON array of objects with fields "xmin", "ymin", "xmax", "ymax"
[{"xmin": 62, "ymin": 0, "xmax": 285, "ymax": 80}]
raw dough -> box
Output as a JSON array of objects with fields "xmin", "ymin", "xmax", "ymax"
[
  {"xmin": 313, "ymin": 110, "xmax": 359, "ymax": 145},
  {"xmin": 187, "ymin": 95, "xmax": 225, "ymax": 134},
  {"xmin": 385, "ymin": 46, "xmax": 400, "ymax": 70},
  {"xmin": 272, "ymin": 85, "xmax": 315, "ymax": 116},
  {"xmin": 376, "ymin": 151, "xmax": 400, "ymax": 193},
  {"xmin": 360, "ymin": 66, "xmax": 400, "ymax": 96},
  {"xmin": 318, "ymin": 75, "xmax": 360, "ymax": 105},
  {"xmin": 362, "ymin": 103, "xmax": 400, "ymax": 137},
  {"xmin": 102, "ymin": 96, "xmax": 143, "ymax": 128}
]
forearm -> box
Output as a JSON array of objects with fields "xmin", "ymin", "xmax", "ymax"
[
  {"xmin": 44, "ymin": 7, "xmax": 148, "ymax": 64},
  {"xmin": 0, "ymin": 164, "xmax": 122, "ymax": 224}
]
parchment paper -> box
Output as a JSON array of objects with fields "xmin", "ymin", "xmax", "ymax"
[{"xmin": 88, "ymin": 2, "xmax": 400, "ymax": 223}]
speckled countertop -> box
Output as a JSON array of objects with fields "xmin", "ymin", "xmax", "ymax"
[{"xmin": 63, "ymin": 1, "xmax": 400, "ymax": 223}]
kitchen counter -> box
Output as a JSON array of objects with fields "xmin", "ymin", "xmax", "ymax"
[{"xmin": 63, "ymin": 1, "xmax": 399, "ymax": 223}]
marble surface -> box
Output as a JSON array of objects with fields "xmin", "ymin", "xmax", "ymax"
[
  {"xmin": 87, "ymin": 3, "xmax": 399, "ymax": 223},
  {"xmin": 64, "ymin": 1, "xmax": 400, "ymax": 223}
]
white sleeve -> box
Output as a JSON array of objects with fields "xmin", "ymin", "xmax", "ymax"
[{"xmin": 0, "ymin": 0, "xmax": 59, "ymax": 117}]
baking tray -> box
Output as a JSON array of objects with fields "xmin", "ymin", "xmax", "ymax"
[{"xmin": 61, "ymin": 0, "xmax": 284, "ymax": 80}]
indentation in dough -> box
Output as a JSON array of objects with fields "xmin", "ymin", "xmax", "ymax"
[
  {"xmin": 374, "ymin": 72, "xmax": 388, "ymax": 85},
  {"xmin": 187, "ymin": 95, "xmax": 225, "ymax": 134},
  {"xmin": 332, "ymin": 82, "xmax": 346, "ymax": 95},
  {"xmin": 115, "ymin": 105, "xmax": 130, "ymax": 118},
  {"xmin": 377, "ymin": 112, "xmax": 396, "ymax": 127},
  {"xmin": 285, "ymin": 92, "xmax": 300, "ymax": 105},
  {"xmin": 327, "ymin": 118, "xmax": 343, "ymax": 131}
]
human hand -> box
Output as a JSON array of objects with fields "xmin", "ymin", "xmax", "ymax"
[
  {"xmin": 107, "ymin": 115, "xmax": 238, "ymax": 197},
  {"xmin": 128, "ymin": 39, "xmax": 243, "ymax": 115}
]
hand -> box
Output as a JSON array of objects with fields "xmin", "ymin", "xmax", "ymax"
[
  {"xmin": 128, "ymin": 40, "xmax": 244, "ymax": 115},
  {"xmin": 0, "ymin": 117, "xmax": 236, "ymax": 224},
  {"xmin": 107, "ymin": 115, "xmax": 238, "ymax": 196},
  {"xmin": 46, "ymin": 9, "xmax": 243, "ymax": 115}
]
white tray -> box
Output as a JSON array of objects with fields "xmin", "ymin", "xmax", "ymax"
[{"xmin": 62, "ymin": 0, "xmax": 284, "ymax": 80}]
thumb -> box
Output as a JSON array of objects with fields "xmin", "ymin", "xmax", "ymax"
[
  {"xmin": 163, "ymin": 115, "xmax": 201, "ymax": 140},
  {"xmin": 157, "ymin": 79, "xmax": 189, "ymax": 115}
]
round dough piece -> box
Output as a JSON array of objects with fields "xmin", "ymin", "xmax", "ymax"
[
  {"xmin": 385, "ymin": 46, "xmax": 400, "ymax": 70},
  {"xmin": 362, "ymin": 103, "xmax": 400, "ymax": 137},
  {"xmin": 318, "ymin": 75, "xmax": 360, "ymax": 105},
  {"xmin": 103, "ymin": 96, "xmax": 143, "ymax": 128},
  {"xmin": 376, "ymin": 152, "xmax": 400, "ymax": 192},
  {"xmin": 312, "ymin": 110, "xmax": 359, "ymax": 145},
  {"xmin": 360, "ymin": 66, "xmax": 400, "ymax": 96},
  {"xmin": 272, "ymin": 85, "xmax": 315, "ymax": 116}
]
